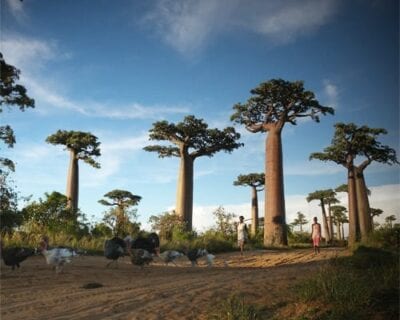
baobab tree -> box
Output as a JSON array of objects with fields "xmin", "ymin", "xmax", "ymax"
[
  {"xmin": 370, "ymin": 208, "xmax": 383, "ymax": 229},
  {"xmin": 307, "ymin": 189, "xmax": 334, "ymax": 243},
  {"xmin": 385, "ymin": 215, "xmax": 397, "ymax": 228},
  {"xmin": 331, "ymin": 205, "xmax": 347, "ymax": 240},
  {"xmin": 144, "ymin": 115, "xmax": 242, "ymax": 231},
  {"xmin": 233, "ymin": 173, "xmax": 265, "ymax": 235},
  {"xmin": 311, "ymin": 123, "xmax": 398, "ymax": 244},
  {"xmin": 46, "ymin": 130, "xmax": 101, "ymax": 213},
  {"xmin": 291, "ymin": 211, "xmax": 308, "ymax": 232},
  {"xmin": 98, "ymin": 189, "xmax": 141, "ymax": 236},
  {"xmin": 231, "ymin": 79, "xmax": 334, "ymax": 246}
]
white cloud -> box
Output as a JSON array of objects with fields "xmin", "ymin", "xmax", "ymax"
[
  {"xmin": 5, "ymin": 0, "xmax": 26, "ymax": 23},
  {"xmin": 323, "ymin": 79, "xmax": 339, "ymax": 109},
  {"xmin": 144, "ymin": 0, "xmax": 339, "ymax": 55}
]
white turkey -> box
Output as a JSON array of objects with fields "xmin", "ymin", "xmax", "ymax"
[
  {"xmin": 158, "ymin": 250, "xmax": 184, "ymax": 266},
  {"xmin": 38, "ymin": 238, "xmax": 78, "ymax": 273}
]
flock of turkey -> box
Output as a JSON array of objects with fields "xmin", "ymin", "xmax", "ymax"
[{"xmin": 0, "ymin": 233, "xmax": 216, "ymax": 273}]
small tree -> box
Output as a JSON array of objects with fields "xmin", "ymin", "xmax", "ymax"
[
  {"xmin": 231, "ymin": 79, "xmax": 334, "ymax": 246},
  {"xmin": 370, "ymin": 208, "xmax": 383, "ymax": 229},
  {"xmin": 98, "ymin": 189, "xmax": 141, "ymax": 237},
  {"xmin": 144, "ymin": 115, "xmax": 242, "ymax": 231},
  {"xmin": 291, "ymin": 211, "xmax": 308, "ymax": 232},
  {"xmin": 212, "ymin": 206, "xmax": 237, "ymax": 240},
  {"xmin": 233, "ymin": 173, "xmax": 264, "ymax": 235},
  {"xmin": 46, "ymin": 130, "xmax": 101, "ymax": 213},
  {"xmin": 385, "ymin": 215, "xmax": 396, "ymax": 228},
  {"xmin": 149, "ymin": 211, "xmax": 186, "ymax": 241}
]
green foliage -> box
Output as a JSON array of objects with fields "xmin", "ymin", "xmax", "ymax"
[
  {"xmin": 288, "ymin": 231, "xmax": 311, "ymax": 246},
  {"xmin": 149, "ymin": 211, "xmax": 187, "ymax": 241},
  {"xmin": 231, "ymin": 79, "xmax": 334, "ymax": 130},
  {"xmin": 212, "ymin": 206, "xmax": 237, "ymax": 240},
  {"xmin": 295, "ymin": 246, "xmax": 399, "ymax": 320},
  {"xmin": 46, "ymin": 130, "xmax": 101, "ymax": 168},
  {"xmin": 0, "ymin": 172, "xmax": 23, "ymax": 234},
  {"xmin": 366, "ymin": 225, "xmax": 400, "ymax": 249},
  {"xmin": 90, "ymin": 222, "xmax": 113, "ymax": 238},
  {"xmin": 233, "ymin": 173, "xmax": 265, "ymax": 188},
  {"xmin": 207, "ymin": 294, "xmax": 261, "ymax": 320},
  {"xmin": 144, "ymin": 115, "xmax": 243, "ymax": 159}
]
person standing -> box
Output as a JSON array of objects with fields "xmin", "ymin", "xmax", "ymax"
[
  {"xmin": 311, "ymin": 217, "xmax": 322, "ymax": 254},
  {"xmin": 237, "ymin": 216, "xmax": 248, "ymax": 255}
]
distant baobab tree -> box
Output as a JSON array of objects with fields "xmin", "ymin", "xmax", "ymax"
[
  {"xmin": 291, "ymin": 211, "xmax": 308, "ymax": 232},
  {"xmin": 231, "ymin": 79, "xmax": 334, "ymax": 246},
  {"xmin": 46, "ymin": 130, "xmax": 101, "ymax": 213},
  {"xmin": 98, "ymin": 189, "xmax": 141, "ymax": 236},
  {"xmin": 311, "ymin": 123, "xmax": 398, "ymax": 244},
  {"xmin": 144, "ymin": 115, "xmax": 242, "ymax": 231},
  {"xmin": 233, "ymin": 173, "xmax": 265, "ymax": 235}
]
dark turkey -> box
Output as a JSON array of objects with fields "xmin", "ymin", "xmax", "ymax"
[
  {"xmin": 104, "ymin": 237, "xmax": 127, "ymax": 267},
  {"xmin": 187, "ymin": 248, "xmax": 208, "ymax": 267},
  {"xmin": 1, "ymin": 247, "xmax": 35, "ymax": 270},
  {"xmin": 130, "ymin": 232, "xmax": 160, "ymax": 255},
  {"xmin": 130, "ymin": 248, "xmax": 153, "ymax": 268}
]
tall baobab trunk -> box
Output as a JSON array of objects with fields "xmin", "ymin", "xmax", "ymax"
[
  {"xmin": 347, "ymin": 166, "xmax": 358, "ymax": 245},
  {"xmin": 320, "ymin": 200, "xmax": 331, "ymax": 243},
  {"xmin": 336, "ymin": 220, "xmax": 341, "ymax": 240},
  {"xmin": 327, "ymin": 203, "xmax": 334, "ymax": 242},
  {"xmin": 66, "ymin": 149, "xmax": 79, "ymax": 213},
  {"xmin": 264, "ymin": 128, "xmax": 287, "ymax": 246},
  {"xmin": 251, "ymin": 186, "xmax": 259, "ymax": 236},
  {"xmin": 175, "ymin": 151, "xmax": 194, "ymax": 231},
  {"xmin": 354, "ymin": 168, "xmax": 372, "ymax": 241}
]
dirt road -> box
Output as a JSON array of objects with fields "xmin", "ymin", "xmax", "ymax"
[{"xmin": 0, "ymin": 248, "xmax": 349, "ymax": 319}]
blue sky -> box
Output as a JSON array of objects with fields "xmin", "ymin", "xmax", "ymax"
[{"xmin": 1, "ymin": 0, "xmax": 399, "ymax": 233}]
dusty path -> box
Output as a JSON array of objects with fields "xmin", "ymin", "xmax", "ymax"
[{"xmin": 0, "ymin": 248, "xmax": 349, "ymax": 320}]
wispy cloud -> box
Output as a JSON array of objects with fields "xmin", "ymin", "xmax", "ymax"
[
  {"xmin": 1, "ymin": 33, "xmax": 190, "ymax": 119},
  {"xmin": 323, "ymin": 79, "xmax": 339, "ymax": 109},
  {"xmin": 5, "ymin": 0, "xmax": 27, "ymax": 24},
  {"xmin": 144, "ymin": 0, "xmax": 340, "ymax": 55}
]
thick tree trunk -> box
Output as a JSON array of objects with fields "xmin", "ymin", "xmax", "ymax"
[
  {"xmin": 66, "ymin": 149, "xmax": 79, "ymax": 213},
  {"xmin": 320, "ymin": 200, "xmax": 331, "ymax": 243},
  {"xmin": 341, "ymin": 223, "xmax": 345, "ymax": 240},
  {"xmin": 264, "ymin": 129, "xmax": 287, "ymax": 246},
  {"xmin": 354, "ymin": 167, "xmax": 372, "ymax": 241},
  {"xmin": 327, "ymin": 203, "xmax": 334, "ymax": 242},
  {"xmin": 347, "ymin": 166, "xmax": 358, "ymax": 245},
  {"xmin": 251, "ymin": 186, "xmax": 259, "ymax": 236},
  {"xmin": 336, "ymin": 220, "xmax": 341, "ymax": 240},
  {"xmin": 175, "ymin": 152, "xmax": 194, "ymax": 231}
]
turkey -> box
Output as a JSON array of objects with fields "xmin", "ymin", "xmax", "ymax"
[
  {"xmin": 130, "ymin": 232, "xmax": 160, "ymax": 255},
  {"xmin": 186, "ymin": 248, "xmax": 209, "ymax": 267},
  {"xmin": 38, "ymin": 238, "xmax": 78, "ymax": 273},
  {"xmin": 130, "ymin": 248, "xmax": 153, "ymax": 268},
  {"xmin": 158, "ymin": 250, "xmax": 184, "ymax": 266},
  {"xmin": 206, "ymin": 253, "xmax": 215, "ymax": 267},
  {"xmin": 104, "ymin": 236, "xmax": 127, "ymax": 268},
  {"xmin": 1, "ymin": 246, "xmax": 35, "ymax": 270}
]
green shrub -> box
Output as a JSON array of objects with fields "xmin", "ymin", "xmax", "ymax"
[
  {"xmin": 295, "ymin": 246, "xmax": 399, "ymax": 320},
  {"xmin": 206, "ymin": 294, "xmax": 261, "ymax": 320}
]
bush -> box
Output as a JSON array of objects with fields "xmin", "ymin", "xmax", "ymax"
[
  {"xmin": 295, "ymin": 246, "xmax": 399, "ymax": 320},
  {"xmin": 206, "ymin": 294, "xmax": 261, "ymax": 320}
]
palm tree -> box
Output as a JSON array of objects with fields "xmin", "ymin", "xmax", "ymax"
[
  {"xmin": 46, "ymin": 130, "xmax": 101, "ymax": 213},
  {"xmin": 231, "ymin": 79, "xmax": 334, "ymax": 246},
  {"xmin": 233, "ymin": 173, "xmax": 265, "ymax": 235},
  {"xmin": 144, "ymin": 115, "xmax": 242, "ymax": 231}
]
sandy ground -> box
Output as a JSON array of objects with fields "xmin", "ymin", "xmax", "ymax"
[{"xmin": 0, "ymin": 247, "xmax": 350, "ymax": 320}]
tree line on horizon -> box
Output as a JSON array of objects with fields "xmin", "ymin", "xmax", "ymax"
[{"xmin": 1, "ymin": 52, "xmax": 398, "ymax": 247}]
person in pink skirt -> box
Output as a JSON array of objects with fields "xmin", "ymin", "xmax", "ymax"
[{"xmin": 311, "ymin": 217, "xmax": 322, "ymax": 254}]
